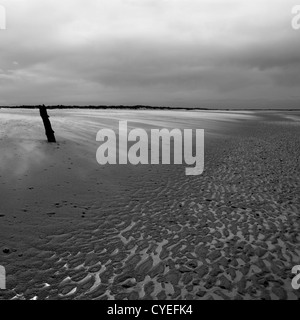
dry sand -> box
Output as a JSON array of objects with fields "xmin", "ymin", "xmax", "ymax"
[{"xmin": 0, "ymin": 109, "xmax": 299, "ymax": 300}]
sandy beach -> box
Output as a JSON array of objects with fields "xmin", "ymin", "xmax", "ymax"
[{"xmin": 0, "ymin": 109, "xmax": 299, "ymax": 300}]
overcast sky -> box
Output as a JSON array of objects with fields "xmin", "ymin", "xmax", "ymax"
[{"xmin": 0, "ymin": 0, "xmax": 299, "ymax": 108}]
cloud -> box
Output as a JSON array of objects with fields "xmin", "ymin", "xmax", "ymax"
[{"xmin": 0, "ymin": 0, "xmax": 300, "ymax": 107}]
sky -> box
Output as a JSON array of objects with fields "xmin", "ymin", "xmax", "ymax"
[{"xmin": 0, "ymin": 0, "xmax": 300, "ymax": 108}]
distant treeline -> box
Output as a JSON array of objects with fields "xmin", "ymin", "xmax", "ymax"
[
  {"xmin": 1, "ymin": 105, "xmax": 298, "ymax": 111},
  {"xmin": 0, "ymin": 105, "xmax": 209, "ymax": 110}
]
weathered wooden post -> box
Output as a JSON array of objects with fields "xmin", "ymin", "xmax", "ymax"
[{"xmin": 39, "ymin": 105, "xmax": 56, "ymax": 143}]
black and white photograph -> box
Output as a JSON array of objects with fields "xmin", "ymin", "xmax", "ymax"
[{"xmin": 0, "ymin": 0, "xmax": 300, "ymax": 306}]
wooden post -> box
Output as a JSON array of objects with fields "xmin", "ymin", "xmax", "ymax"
[{"xmin": 39, "ymin": 105, "xmax": 56, "ymax": 143}]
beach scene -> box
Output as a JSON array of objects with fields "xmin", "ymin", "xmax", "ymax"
[
  {"xmin": 0, "ymin": 108, "xmax": 299, "ymax": 300},
  {"xmin": 1, "ymin": 0, "xmax": 300, "ymax": 301}
]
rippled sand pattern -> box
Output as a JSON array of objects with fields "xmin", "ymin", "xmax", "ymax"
[{"xmin": 0, "ymin": 110, "xmax": 300, "ymax": 300}]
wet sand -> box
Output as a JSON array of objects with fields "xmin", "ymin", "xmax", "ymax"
[{"xmin": 0, "ymin": 109, "xmax": 299, "ymax": 300}]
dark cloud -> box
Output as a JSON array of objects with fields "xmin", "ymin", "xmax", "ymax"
[{"xmin": 0, "ymin": 0, "xmax": 299, "ymax": 107}]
